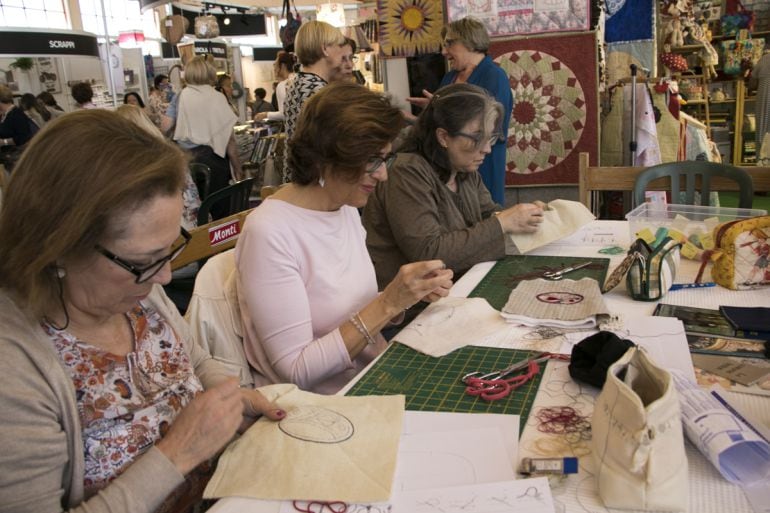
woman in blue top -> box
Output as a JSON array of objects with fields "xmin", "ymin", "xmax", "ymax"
[{"xmin": 408, "ymin": 17, "xmax": 513, "ymax": 206}]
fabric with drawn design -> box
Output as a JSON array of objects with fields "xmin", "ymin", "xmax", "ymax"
[
  {"xmin": 204, "ymin": 383, "xmax": 404, "ymax": 502},
  {"xmin": 501, "ymin": 277, "xmax": 609, "ymax": 328},
  {"xmin": 45, "ymin": 304, "xmax": 203, "ymax": 497}
]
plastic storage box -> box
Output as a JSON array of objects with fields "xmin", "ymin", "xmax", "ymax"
[{"xmin": 626, "ymin": 203, "xmax": 767, "ymax": 258}]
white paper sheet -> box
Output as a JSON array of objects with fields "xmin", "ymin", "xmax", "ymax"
[
  {"xmin": 213, "ymin": 411, "xmax": 520, "ymax": 513},
  {"xmin": 394, "ymin": 297, "xmax": 508, "ymax": 356},
  {"xmin": 392, "ymin": 477, "xmax": 555, "ymax": 513}
]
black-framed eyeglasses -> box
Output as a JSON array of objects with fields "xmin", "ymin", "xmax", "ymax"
[
  {"xmin": 442, "ymin": 38, "xmax": 456, "ymax": 48},
  {"xmin": 95, "ymin": 227, "xmax": 192, "ymax": 284},
  {"xmin": 365, "ymin": 152, "xmax": 397, "ymax": 174},
  {"xmin": 455, "ymin": 131, "xmax": 502, "ymax": 148}
]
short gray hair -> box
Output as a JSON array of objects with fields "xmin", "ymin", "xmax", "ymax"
[{"xmin": 441, "ymin": 17, "xmax": 490, "ymax": 54}]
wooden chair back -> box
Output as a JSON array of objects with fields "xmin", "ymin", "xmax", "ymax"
[
  {"xmin": 172, "ymin": 208, "xmax": 252, "ymax": 271},
  {"xmin": 578, "ymin": 152, "xmax": 770, "ymax": 216}
]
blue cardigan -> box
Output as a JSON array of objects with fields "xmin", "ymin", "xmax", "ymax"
[{"xmin": 440, "ymin": 55, "xmax": 513, "ymax": 206}]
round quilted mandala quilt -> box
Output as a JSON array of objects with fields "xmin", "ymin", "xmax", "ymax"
[{"xmin": 496, "ymin": 51, "xmax": 587, "ymax": 175}]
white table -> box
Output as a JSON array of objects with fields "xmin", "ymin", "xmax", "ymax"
[{"xmin": 212, "ymin": 220, "xmax": 770, "ymax": 513}]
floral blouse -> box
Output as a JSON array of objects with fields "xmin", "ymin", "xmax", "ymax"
[{"xmin": 45, "ymin": 304, "xmax": 203, "ymax": 497}]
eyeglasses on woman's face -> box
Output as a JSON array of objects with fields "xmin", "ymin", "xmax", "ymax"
[
  {"xmin": 442, "ymin": 38, "xmax": 457, "ymax": 48},
  {"xmin": 365, "ymin": 152, "xmax": 397, "ymax": 174},
  {"xmin": 95, "ymin": 227, "xmax": 192, "ymax": 284},
  {"xmin": 455, "ymin": 131, "xmax": 502, "ymax": 149}
]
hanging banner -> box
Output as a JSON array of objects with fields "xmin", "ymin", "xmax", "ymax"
[{"xmin": 0, "ymin": 30, "xmax": 99, "ymax": 57}]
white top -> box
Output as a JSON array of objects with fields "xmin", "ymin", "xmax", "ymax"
[
  {"xmin": 266, "ymin": 77, "xmax": 291, "ymax": 122},
  {"xmin": 235, "ymin": 198, "xmax": 381, "ymax": 393}
]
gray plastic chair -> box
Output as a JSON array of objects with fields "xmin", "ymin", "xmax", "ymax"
[{"xmin": 632, "ymin": 161, "xmax": 754, "ymax": 209}]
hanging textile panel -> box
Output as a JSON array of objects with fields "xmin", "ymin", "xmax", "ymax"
[
  {"xmin": 490, "ymin": 32, "xmax": 599, "ymax": 186},
  {"xmin": 605, "ymin": 40, "xmax": 656, "ymax": 85},
  {"xmin": 377, "ymin": 0, "xmax": 444, "ymax": 58},
  {"xmin": 445, "ymin": 0, "xmax": 590, "ymax": 38},
  {"xmin": 605, "ymin": 0, "xmax": 655, "ymax": 43}
]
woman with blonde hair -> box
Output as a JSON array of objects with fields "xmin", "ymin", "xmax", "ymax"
[
  {"xmin": 173, "ymin": 56, "xmax": 242, "ymax": 218},
  {"xmin": 281, "ymin": 20, "xmax": 346, "ymax": 182}
]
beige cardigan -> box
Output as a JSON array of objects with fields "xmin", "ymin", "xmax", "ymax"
[{"xmin": 0, "ymin": 285, "xmax": 232, "ymax": 513}]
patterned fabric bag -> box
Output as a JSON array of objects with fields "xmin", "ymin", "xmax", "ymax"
[
  {"xmin": 721, "ymin": 36, "xmax": 765, "ymax": 75},
  {"xmin": 626, "ymin": 237, "xmax": 682, "ymax": 301},
  {"xmin": 703, "ymin": 216, "xmax": 770, "ymax": 289}
]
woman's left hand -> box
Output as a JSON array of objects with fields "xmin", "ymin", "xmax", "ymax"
[{"xmin": 238, "ymin": 388, "xmax": 286, "ymax": 432}]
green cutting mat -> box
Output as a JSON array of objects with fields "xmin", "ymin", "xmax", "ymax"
[
  {"xmin": 347, "ymin": 343, "xmax": 544, "ymax": 432},
  {"xmin": 468, "ymin": 255, "xmax": 610, "ymax": 310}
]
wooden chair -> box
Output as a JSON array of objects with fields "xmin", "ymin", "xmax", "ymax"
[
  {"xmin": 578, "ymin": 152, "xmax": 770, "ymax": 216},
  {"xmin": 172, "ymin": 208, "xmax": 253, "ymax": 271}
]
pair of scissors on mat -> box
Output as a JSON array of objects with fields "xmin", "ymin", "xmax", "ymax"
[
  {"xmin": 293, "ymin": 500, "xmax": 346, "ymax": 513},
  {"xmin": 542, "ymin": 261, "xmax": 593, "ymax": 280},
  {"xmin": 461, "ymin": 352, "xmax": 570, "ymax": 401}
]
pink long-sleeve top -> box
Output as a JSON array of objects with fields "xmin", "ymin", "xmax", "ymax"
[{"xmin": 235, "ymin": 198, "xmax": 383, "ymax": 394}]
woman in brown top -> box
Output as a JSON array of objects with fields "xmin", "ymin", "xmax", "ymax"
[{"xmin": 363, "ymin": 83, "xmax": 544, "ymax": 289}]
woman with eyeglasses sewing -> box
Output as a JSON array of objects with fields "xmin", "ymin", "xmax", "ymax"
[
  {"xmin": 407, "ymin": 17, "xmax": 513, "ymax": 206},
  {"xmin": 363, "ymin": 83, "xmax": 544, "ymax": 292},
  {"xmin": 235, "ymin": 82, "xmax": 454, "ymax": 394},
  {"xmin": 0, "ymin": 110, "xmax": 284, "ymax": 513}
]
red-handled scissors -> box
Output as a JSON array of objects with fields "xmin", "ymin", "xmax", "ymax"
[
  {"xmin": 462, "ymin": 352, "xmax": 570, "ymax": 401},
  {"xmin": 293, "ymin": 500, "xmax": 347, "ymax": 513}
]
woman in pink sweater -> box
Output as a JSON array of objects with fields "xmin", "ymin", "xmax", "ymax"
[{"xmin": 236, "ymin": 83, "xmax": 454, "ymax": 393}]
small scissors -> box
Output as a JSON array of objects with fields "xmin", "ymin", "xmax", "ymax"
[
  {"xmin": 293, "ymin": 500, "xmax": 347, "ymax": 513},
  {"xmin": 542, "ymin": 261, "xmax": 593, "ymax": 280}
]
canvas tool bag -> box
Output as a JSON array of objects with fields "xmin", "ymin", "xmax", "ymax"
[
  {"xmin": 592, "ymin": 347, "xmax": 688, "ymax": 512},
  {"xmin": 698, "ymin": 215, "xmax": 770, "ymax": 289}
]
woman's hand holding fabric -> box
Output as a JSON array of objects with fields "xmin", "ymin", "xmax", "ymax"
[
  {"xmin": 238, "ymin": 388, "xmax": 286, "ymax": 432},
  {"xmin": 155, "ymin": 378, "xmax": 244, "ymax": 475},
  {"xmin": 381, "ymin": 260, "xmax": 454, "ymax": 314},
  {"xmin": 497, "ymin": 203, "xmax": 544, "ymax": 234}
]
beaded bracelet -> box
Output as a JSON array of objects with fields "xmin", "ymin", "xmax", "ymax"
[{"xmin": 349, "ymin": 312, "xmax": 377, "ymax": 345}]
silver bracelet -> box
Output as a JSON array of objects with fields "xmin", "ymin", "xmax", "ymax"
[{"xmin": 350, "ymin": 312, "xmax": 377, "ymax": 345}]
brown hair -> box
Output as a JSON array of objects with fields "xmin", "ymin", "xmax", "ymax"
[
  {"xmin": 402, "ymin": 83, "xmax": 502, "ymax": 183},
  {"xmin": 0, "ymin": 109, "xmax": 187, "ymax": 318},
  {"xmin": 288, "ymin": 82, "xmax": 404, "ymax": 185},
  {"xmin": 441, "ymin": 17, "xmax": 490, "ymax": 54}
]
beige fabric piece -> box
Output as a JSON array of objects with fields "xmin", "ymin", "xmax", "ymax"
[
  {"xmin": 592, "ymin": 347, "xmax": 689, "ymax": 512},
  {"xmin": 508, "ymin": 199, "xmax": 595, "ymax": 254},
  {"xmin": 204, "ymin": 384, "xmax": 405, "ymax": 502},
  {"xmin": 501, "ymin": 278, "xmax": 609, "ymax": 328}
]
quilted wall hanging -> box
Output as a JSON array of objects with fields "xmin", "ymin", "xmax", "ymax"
[
  {"xmin": 446, "ymin": 0, "xmax": 591, "ymax": 37},
  {"xmin": 605, "ymin": 0, "xmax": 656, "ymax": 84},
  {"xmin": 490, "ymin": 32, "xmax": 599, "ymax": 187},
  {"xmin": 377, "ymin": 0, "xmax": 444, "ymax": 57}
]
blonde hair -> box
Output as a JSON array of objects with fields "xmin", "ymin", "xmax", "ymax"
[
  {"xmin": 184, "ymin": 55, "xmax": 217, "ymax": 86},
  {"xmin": 115, "ymin": 104, "xmax": 164, "ymax": 141},
  {"xmin": 0, "ymin": 110, "xmax": 187, "ymax": 318},
  {"xmin": 294, "ymin": 21, "xmax": 345, "ymax": 67}
]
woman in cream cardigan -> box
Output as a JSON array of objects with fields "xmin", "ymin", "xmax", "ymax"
[{"xmin": 0, "ymin": 110, "xmax": 283, "ymax": 513}]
